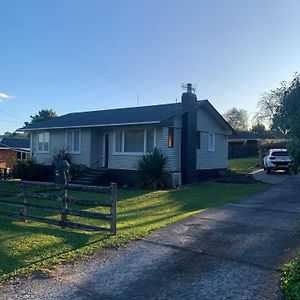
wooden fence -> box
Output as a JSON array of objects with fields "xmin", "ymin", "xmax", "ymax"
[{"xmin": 0, "ymin": 180, "xmax": 117, "ymax": 235}]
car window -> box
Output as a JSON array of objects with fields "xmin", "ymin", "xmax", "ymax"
[{"xmin": 271, "ymin": 152, "xmax": 289, "ymax": 156}]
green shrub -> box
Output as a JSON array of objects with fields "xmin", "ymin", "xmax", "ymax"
[
  {"xmin": 137, "ymin": 148, "xmax": 171, "ymax": 189},
  {"xmin": 69, "ymin": 163, "xmax": 88, "ymax": 179},
  {"xmin": 12, "ymin": 160, "xmax": 54, "ymax": 182},
  {"xmin": 282, "ymin": 256, "xmax": 300, "ymax": 299}
]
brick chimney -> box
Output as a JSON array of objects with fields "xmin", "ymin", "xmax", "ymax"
[{"xmin": 181, "ymin": 83, "xmax": 197, "ymax": 184}]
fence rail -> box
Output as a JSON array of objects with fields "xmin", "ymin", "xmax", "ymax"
[{"xmin": 0, "ymin": 180, "xmax": 117, "ymax": 235}]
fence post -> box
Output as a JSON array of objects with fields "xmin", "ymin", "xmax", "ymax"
[
  {"xmin": 61, "ymin": 185, "xmax": 68, "ymax": 228},
  {"xmin": 21, "ymin": 184, "xmax": 28, "ymax": 221},
  {"xmin": 110, "ymin": 182, "xmax": 117, "ymax": 235}
]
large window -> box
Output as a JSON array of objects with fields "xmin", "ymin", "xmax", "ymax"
[
  {"xmin": 114, "ymin": 129, "xmax": 155, "ymax": 154},
  {"xmin": 66, "ymin": 130, "xmax": 81, "ymax": 153},
  {"xmin": 37, "ymin": 132, "xmax": 50, "ymax": 153},
  {"xmin": 208, "ymin": 133, "xmax": 215, "ymax": 152}
]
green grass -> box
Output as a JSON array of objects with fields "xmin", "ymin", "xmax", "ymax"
[
  {"xmin": 0, "ymin": 182, "xmax": 269, "ymax": 281},
  {"xmin": 228, "ymin": 156, "xmax": 260, "ymax": 174}
]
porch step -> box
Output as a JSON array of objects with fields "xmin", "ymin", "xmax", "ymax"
[{"xmin": 71, "ymin": 168, "xmax": 107, "ymax": 185}]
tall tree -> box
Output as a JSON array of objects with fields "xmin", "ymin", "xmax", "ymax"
[
  {"xmin": 274, "ymin": 75, "xmax": 300, "ymax": 166},
  {"xmin": 25, "ymin": 109, "xmax": 58, "ymax": 127},
  {"xmin": 223, "ymin": 107, "xmax": 249, "ymax": 132},
  {"xmin": 250, "ymin": 122, "xmax": 266, "ymax": 133}
]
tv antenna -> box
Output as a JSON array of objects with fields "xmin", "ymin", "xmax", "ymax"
[{"xmin": 181, "ymin": 83, "xmax": 197, "ymax": 94}]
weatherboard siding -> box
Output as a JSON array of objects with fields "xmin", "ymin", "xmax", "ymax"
[
  {"xmin": 32, "ymin": 129, "xmax": 92, "ymax": 167},
  {"xmin": 156, "ymin": 126, "xmax": 181, "ymax": 172},
  {"xmin": 196, "ymin": 108, "xmax": 228, "ymax": 170}
]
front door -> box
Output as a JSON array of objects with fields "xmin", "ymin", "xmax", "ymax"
[{"xmin": 104, "ymin": 133, "xmax": 109, "ymax": 169}]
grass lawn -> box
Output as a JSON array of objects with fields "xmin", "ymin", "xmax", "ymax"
[
  {"xmin": 228, "ymin": 156, "xmax": 260, "ymax": 174},
  {"xmin": 0, "ymin": 181, "xmax": 269, "ymax": 281}
]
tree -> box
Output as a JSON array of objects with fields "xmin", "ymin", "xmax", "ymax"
[
  {"xmin": 250, "ymin": 122, "xmax": 266, "ymax": 133},
  {"xmin": 25, "ymin": 109, "xmax": 58, "ymax": 127},
  {"xmin": 254, "ymin": 81, "xmax": 288, "ymax": 128},
  {"xmin": 274, "ymin": 75, "xmax": 300, "ymax": 166},
  {"xmin": 223, "ymin": 107, "xmax": 249, "ymax": 132}
]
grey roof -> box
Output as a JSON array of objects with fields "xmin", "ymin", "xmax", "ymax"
[
  {"xmin": 0, "ymin": 137, "xmax": 30, "ymax": 150},
  {"xmin": 21, "ymin": 102, "xmax": 199, "ymax": 130},
  {"xmin": 21, "ymin": 100, "xmax": 233, "ymax": 132}
]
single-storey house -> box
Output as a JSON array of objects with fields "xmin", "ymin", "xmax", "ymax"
[
  {"xmin": 22, "ymin": 85, "xmax": 234, "ymax": 184},
  {"xmin": 0, "ymin": 137, "xmax": 30, "ymax": 170}
]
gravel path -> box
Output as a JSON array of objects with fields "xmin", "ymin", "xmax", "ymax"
[{"xmin": 1, "ymin": 175, "xmax": 300, "ymax": 300}]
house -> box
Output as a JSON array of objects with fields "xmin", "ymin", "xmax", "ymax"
[
  {"xmin": 22, "ymin": 84, "xmax": 234, "ymax": 185},
  {"xmin": 0, "ymin": 137, "xmax": 30, "ymax": 170}
]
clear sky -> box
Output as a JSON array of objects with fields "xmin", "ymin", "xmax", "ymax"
[{"xmin": 1, "ymin": 0, "xmax": 300, "ymax": 134}]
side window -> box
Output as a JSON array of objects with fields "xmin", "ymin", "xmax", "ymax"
[
  {"xmin": 196, "ymin": 131, "xmax": 201, "ymax": 149},
  {"xmin": 168, "ymin": 128, "xmax": 174, "ymax": 148},
  {"xmin": 208, "ymin": 133, "xmax": 215, "ymax": 152}
]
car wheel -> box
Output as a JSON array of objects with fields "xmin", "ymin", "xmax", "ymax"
[{"xmin": 266, "ymin": 168, "xmax": 271, "ymax": 174}]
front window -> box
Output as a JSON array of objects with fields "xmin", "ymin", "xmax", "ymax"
[
  {"xmin": 66, "ymin": 130, "xmax": 81, "ymax": 153},
  {"xmin": 37, "ymin": 132, "xmax": 50, "ymax": 153},
  {"xmin": 114, "ymin": 129, "xmax": 155, "ymax": 153},
  {"xmin": 168, "ymin": 128, "xmax": 174, "ymax": 148}
]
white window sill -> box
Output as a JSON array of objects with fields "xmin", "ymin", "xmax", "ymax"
[{"xmin": 112, "ymin": 152, "xmax": 146, "ymax": 156}]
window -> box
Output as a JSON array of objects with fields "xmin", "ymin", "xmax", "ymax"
[
  {"xmin": 196, "ymin": 131, "xmax": 201, "ymax": 149},
  {"xmin": 37, "ymin": 132, "xmax": 50, "ymax": 153},
  {"xmin": 114, "ymin": 129, "xmax": 155, "ymax": 153},
  {"xmin": 168, "ymin": 128, "xmax": 174, "ymax": 148},
  {"xmin": 208, "ymin": 133, "xmax": 215, "ymax": 152},
  {"xmin": 17, "ymin": 152, "xmax": 27, "ymax": 160},
  {"xmin": 66, "ymin": 130, "xmax": 81, "ymax": 153}
]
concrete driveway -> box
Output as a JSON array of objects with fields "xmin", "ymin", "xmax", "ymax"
[
  {"xmin": 251, "ymin": 169, "xmax": 294, "ymax": 184},
  {"xmin": 1, "ymin": 175, "xmax": 300, "ymax": 299}
]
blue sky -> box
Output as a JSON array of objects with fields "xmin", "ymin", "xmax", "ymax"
[{"xmin": 1, "ymin": 0, "xmax": 300, "ymax": 134}]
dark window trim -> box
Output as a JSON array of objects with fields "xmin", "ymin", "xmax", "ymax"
[{"xmin": 196, "ymin": 131, "xmax": 201, "ymax": 149}]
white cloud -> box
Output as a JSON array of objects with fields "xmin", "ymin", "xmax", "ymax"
[{"xmin": 0, "ymin": 92, "xmax": 15, "ymax": 102}]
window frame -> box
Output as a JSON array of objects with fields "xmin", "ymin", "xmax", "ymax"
[
  {"xmin": 208, "ymin": 132, "xmax": 215, "ymax": 152},
  {"xmin": 65, "ymin": 129, "xmax": 81, "ymax": 154},
  {"xmin": 113, "ymin": 128, "xmax": 156, "ymax": 155},
  {"xmin": 36, "ymin": 132, "xmax": 50, "ymax": 153}
]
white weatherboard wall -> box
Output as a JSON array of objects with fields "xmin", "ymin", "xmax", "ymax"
[
  {"xmin": 156, "ymin": 126, "xmax": 181, "ymax": 172},
  {"xmin": 197, "ymin": 108, "xmax": 229, "ymax": 170},
  {"xmin": 107, "ymin": 123, "xmax": 180, "ymax": 172},
  {"xmin": 32, "ymin": 129, "xmax": 92, "ymax": 167}
]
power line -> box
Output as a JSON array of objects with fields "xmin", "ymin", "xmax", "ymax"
[{"xmin": 0, "ymin": 108, "xmax": 25, "ymax": 122}]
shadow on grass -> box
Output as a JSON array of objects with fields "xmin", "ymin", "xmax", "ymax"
[{"xmin": 0, "ymin": 216, "xmax": 109, "ymax": 276}]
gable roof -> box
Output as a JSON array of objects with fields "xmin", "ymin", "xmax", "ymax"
[
  {"xmin": 0, "ymin": 137, "xmax": 30, "ymax": 151},
  {"xmin": 21, "ymin": 100, "xmax": 233, "ymax": 133}
]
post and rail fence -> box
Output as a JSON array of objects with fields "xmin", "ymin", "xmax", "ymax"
[{"xmin": 0, "ymin": 180, "xmax": 117, "ymax": 235}]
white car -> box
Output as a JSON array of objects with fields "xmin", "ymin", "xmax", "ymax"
[{"xmin": 263, "ymin": 149, "xmax": 293, "ymax": 174}]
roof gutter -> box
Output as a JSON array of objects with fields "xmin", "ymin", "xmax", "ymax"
[{"xmin": 21, "ymin": 121, "xmax": 161, "ymax": 132}]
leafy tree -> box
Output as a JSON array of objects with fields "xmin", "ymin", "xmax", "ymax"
[
  {"xmin": 250, "ymin": 122, "xmax": 266, "ymax": 133},
  {"xmin": 274, "ymin": 75, "xmax": 300, "ymax": 166},
  {"xmin": 254, "ymin": 81, "xmax": 288, "ymax": 128},
  {"xmin": 25, "ymin": 109, "xmax": 58, "ymax": 127},
  {"xmin": 223, "ymin": 107, "xmax": 249, "ymax": 132}
]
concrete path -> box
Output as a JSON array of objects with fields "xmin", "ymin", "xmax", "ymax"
[
  {"xmin": 252, "ymin": 169, "xmax": 293, "ymax": 184},
  {"xmin": 2, "ymin": 176, "xmax": 300, "ymax": 300}
]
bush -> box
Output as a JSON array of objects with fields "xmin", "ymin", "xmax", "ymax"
[
  {"xmin": 12, "ymin": 160, "xmax": 55, "ymax": 182},
  {"xmin": 69, "ymin": 163, "xmax": 88, "ymax": 179},
  {"xmin": 137, "ymin": 148, "xmax": 171, "ymax": 189},
  {"xmin": 282, "ymin": 256, "xmax": 300, "ymax": 299}
]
